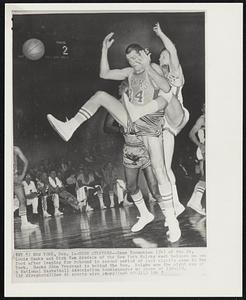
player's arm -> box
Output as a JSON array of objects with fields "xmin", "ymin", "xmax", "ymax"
[
  {"xmin": 153, "ymin": 22, "xmax": 180, "ymax": 72},
  {"xmin": 100, "ymin": 33, "xmax": 132, "ymax": 80},
  {"xmin": 15, "ymin": 146, "xmax": 28, "ymax": 181},
  {"xmin": 189, "ymin": 116, "xmax": 205, "ymax": 151},
  {"xmin": 134, "ymin": 49, "xmax": 170, "ymax": 92}
]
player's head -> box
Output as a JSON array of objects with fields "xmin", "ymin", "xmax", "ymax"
[
  {"xmin": 159, "ymin": 48, "xmax": 170, "ymax": 66},
  {"xmin": 125, "ymin": 43, "xmax": 145, "ymax": 72},
  {"xmin": 118, "ymin": 79, "xmax": 129, "ymax": 96}
]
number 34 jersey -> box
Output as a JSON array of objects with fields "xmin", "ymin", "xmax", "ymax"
[
  {"xmin": 128, "ymin": 69, "xmax": 164, "ymax": 137},
  {"xmin": 128, "ymin": 69, "xmax": 159, "ymax": 105}
]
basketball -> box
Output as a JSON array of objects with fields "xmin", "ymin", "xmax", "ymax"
[{"xmin": 22, "ymin": 38, "xmax": 45, "ymax": 61}]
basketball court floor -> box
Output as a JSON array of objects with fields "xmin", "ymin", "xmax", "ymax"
[{"xmin": 14, "ymin": 201, "xmax": 206, "ymax": 249}]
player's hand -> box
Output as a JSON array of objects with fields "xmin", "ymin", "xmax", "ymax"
[
  {"xmin": 153, "ymin": 22, "xmax": 164, "ymax": 37},
  {"xmin": 102, "ymin": 32, "xmax": 115, "ymax": 50},
  {"xmin": 135, "ymin": 50, "xmax": 151, "ymax": 69}
]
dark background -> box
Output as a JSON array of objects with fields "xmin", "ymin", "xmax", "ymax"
[{"xmin": 13, "ymin": 12, "xmax": 205, "ymax": 165}]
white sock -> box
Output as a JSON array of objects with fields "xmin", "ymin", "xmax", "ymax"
[
  {"xmin": 98, "ymin": 193, "xmax": 105, "ymax": 207},
  {"xmin": 192, "ymin": 181, "xmax": 206, "ymax": 207},
  {"xmin": 74, "ymin": 107, "xmax": 93, "ymax": 126},
  {"xmin": 53, "ymin": 194, "xmax": 60, "ymax": 210},
  {"xmin": 131, "ymin": 190, "xmax": 151, "ymax": 217},
  {"xmin": 21, "ymin": 215, "xmax": 28, "ymax": 225},
  {"xmin": 109, "ymin": 191, "xmax": 114, "ymax": 206},
  {"xmin": 116, "ymin": 182, "xmax": 124, "ymax": 203},
  {"xmin": 32, "ymin": 197, "xmax": 38, "ymax": 214}
]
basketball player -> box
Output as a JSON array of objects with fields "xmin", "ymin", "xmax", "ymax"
[
  {"xmin": 187, "ymin": 104, "xmax": 206, "ymax": 215},
  {"xmin": 13, "ymin": 146, "xmax": 38, "ymax": 229},
  {"xmin": 47, "ymin": 33, "xmax": 181, "ymax": 242},
  {"xmin": 104, "ymin": 80, "xmax": 165, "ymax": 232},
  {"xmin": 124, "ymin": 23, "xmax": 189, "ymax": 217}
]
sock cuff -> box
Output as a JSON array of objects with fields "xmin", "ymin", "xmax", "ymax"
[
  {"xmin": 78, "ymin": 107, "xmax": 92, "ymax": 120},
  {"xmin": 131, "ymin": 190, "xmax": 143, "ymax": 203},
  {"xmin": 162, "ymin": 193, "xmax": 172, "ymax": 200}
]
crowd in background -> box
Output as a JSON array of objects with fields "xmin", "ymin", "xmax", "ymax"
[{"xmin": 14, "ymin": 143, "xmax": 201, "ymax": 223}]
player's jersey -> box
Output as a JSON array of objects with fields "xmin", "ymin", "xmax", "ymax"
[
  {"xmin": 128, "ymin": 69, "xmax": 159, "ymax": 105},
  {"xmin": 162, "ymin": 65, "xmax": 184, "ymax": 104},
  {"xmin": 128, "ymin": 69, "xmax": 164, "ymax": 137}
]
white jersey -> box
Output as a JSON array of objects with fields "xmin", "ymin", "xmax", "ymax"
[
  {"xmin": 22, "ymin": 180, "xmax": 37, "ymax": 196},
  {"xmin": 49, "ymin": 176, "xmax": 63, "ymax": 189}
]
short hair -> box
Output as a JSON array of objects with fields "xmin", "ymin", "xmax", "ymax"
[
  {"xmin": 125, "ymin": 43, "xmax": 144, "ymax": 55},
  {"xmin": 160, "ymin": 47, "xmax": 168, "ymax": 55}
]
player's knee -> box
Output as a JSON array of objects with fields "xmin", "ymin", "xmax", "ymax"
[{"xmin": 95, "ymin": 90, "xmax": 108, "ymax": 99}]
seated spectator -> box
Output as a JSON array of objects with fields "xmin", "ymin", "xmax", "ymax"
[
  {"xmin": 48, "ymin": 170, "xmax": 64, "ymax": 216},
  {"xmin": 36, "ymin": 172, "xmax": 52, "ymax": 218},
  {"xmin": 66, "ymin": 170, "xmax": 77, "ymax": 196},
  {"xmin": 76, "ymin": 166, "xmax": 94, "ymax": 211},
  {"xmin": 22, "ymin": 173, "xmax": 39, "ymax": 219}
]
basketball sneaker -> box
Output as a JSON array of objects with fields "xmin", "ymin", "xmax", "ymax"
[
  {"xmin": 174, "ymin": 202, "xmax": 185, "ymax": 217},
  {"xmin": 164, "ymin": 210, "xmax": 181, "ymax": 243},
  {"xmin": 187, "ymin": 201, "xmax": 206, "ymax": 216},
  {"xmin": 43, "ymin": 211, "xmax": 51, "ymax": 218},
  {"xmin": 54, "ymin": 210, "xmax": 63, "ymax": 217},
  {"xmin": 47, "ymin": 114, "xmax": 77, "ymax": 142},
  {"xmin": 21, "ymin": 222, "xmax": 39, "ymax": 230},
  {"xmin": 131, "ymin": 212, "xmax": 154, "ymax": 232}
]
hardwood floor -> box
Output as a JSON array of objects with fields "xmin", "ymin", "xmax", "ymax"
[{"xmin": 14, "ymin": 200, "xmax": 206, "ymax": 249}]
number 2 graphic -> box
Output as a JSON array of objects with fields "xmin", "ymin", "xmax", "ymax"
[{"xmin": 62, "ymin": 45, "xmax": 68, "ymax": 55}]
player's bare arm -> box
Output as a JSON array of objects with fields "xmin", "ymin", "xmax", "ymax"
[
  {"xmin": 153, "ymin": 22, "xmax": 180, "ymax": 72},
  {"xmin": 100, "ymin": 32, "xmax": 132, "ymax": 80},
  {"xmin": 136, "ymin": 50, "xmax": 170, "ymax": 92},
  {"xmin": 14, "ymin": 146, "xmax": 28, "ymax": 181}
]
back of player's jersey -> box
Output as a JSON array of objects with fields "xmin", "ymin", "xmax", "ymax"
[{"xmin": 128, "ymin": 70, "xmax": 158, "ymax": 105}]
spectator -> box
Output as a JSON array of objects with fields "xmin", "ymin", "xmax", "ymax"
[
  {"xmin": 48, "ymin": 170, "xmax": 64, "ymax": 216},
  {"xmin": 22, "ymin": 173, "xmax": 39, "ymax": 219}
]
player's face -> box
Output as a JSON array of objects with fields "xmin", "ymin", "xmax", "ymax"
[
  {"xmin": 126, "ymin": 50, "xmax": 143, "ymax": 72},
  {"xmin": 159, "ymin": 50, "xmax": 170, "ymax": 66}
]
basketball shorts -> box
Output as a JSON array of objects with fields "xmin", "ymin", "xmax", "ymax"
[
  {"xmin": 163, "ymin": 106, "xmax": 189, "ymax": 136},
  {"xmin": 134, "ymin": 111, "xmax": 164, "ymax": 138},
  {"xmin": 123, "ymin": 144, "xmax": 150, "ymax": 169}
]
